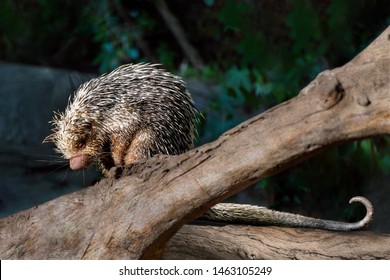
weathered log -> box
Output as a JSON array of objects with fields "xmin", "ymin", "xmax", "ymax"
[
  {"xmin": 0, "ymin": 26, "xmax": 389, "ymax": 260},
  {"xmin": 164, "ymin": 225, "xmax": 390, "ymax": 260}
]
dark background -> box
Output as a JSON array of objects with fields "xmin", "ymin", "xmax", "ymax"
[{"xmin": 0, "ymin": 0, "xmax": 389, "ymax": 230}]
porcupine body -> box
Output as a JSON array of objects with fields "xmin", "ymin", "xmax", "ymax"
[{"xmin": 45, "ymin": 63, "xmax": 198, "ymax": 175}]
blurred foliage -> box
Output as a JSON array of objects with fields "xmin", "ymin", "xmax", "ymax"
[{"xmin": 1, "ymin": 0, "xmax": 389, "ymax": 217}]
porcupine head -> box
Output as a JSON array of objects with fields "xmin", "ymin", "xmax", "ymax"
[{"xmin": 44, "ymin": 64, "xmax": 199, "ymax": 175}]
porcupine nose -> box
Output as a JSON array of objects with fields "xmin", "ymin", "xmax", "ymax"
[{"xmin": 69, "ymin": 154, "xmax": 91, "ymax": 170}]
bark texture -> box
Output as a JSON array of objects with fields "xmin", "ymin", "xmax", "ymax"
[
  {"xmin": 164, "ymin": 225, "xmax": 390, "ymax": 260},
  {"xmin": 0, "ymin": 27, "xmax": 389, "ymax": 260}
]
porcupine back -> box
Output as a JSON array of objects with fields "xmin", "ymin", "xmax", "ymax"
[{"xmin": 46, "ymin": 63, "xmax": 199, "ymax": 174}]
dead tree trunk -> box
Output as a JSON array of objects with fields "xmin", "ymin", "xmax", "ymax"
[
  {"xmin": 164, "ymin": 225, "xmax": 390, "ymax": 259},
  {"xmin": 0, "ymin": 27, "xmax": 389, "ymax": 260}
]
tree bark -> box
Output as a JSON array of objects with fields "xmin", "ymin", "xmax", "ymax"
[
  {"xmin": 0, "ymin": 26, "xmax": 389, "ymax": 260},
  {"xmin": 164, "ymin": 225, "xmax": 390, "ymax": 260}
]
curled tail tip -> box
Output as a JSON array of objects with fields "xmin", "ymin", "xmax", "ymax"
[{"xmin": 349, "ymin": 196, "xmax": 374, "ymax": 228}]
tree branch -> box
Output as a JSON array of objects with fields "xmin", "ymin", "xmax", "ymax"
[
  {"xmin": 164, "ymin": 225, "xmax": 390, "ymax": 259},
  {"xmin": 154, "ymin": 0, "xmax": 205, "ymax": 70}
]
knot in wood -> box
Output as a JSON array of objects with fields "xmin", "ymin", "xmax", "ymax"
[
  {"xmin": 356, "ymin": 93, "xmax": 371, "ymax": 106},
  {"xmin": 322, "ymin": 80, "xmax": 344, "ymax": 109}
]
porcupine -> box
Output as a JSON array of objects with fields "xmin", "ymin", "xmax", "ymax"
[
  {"xmin": 44, "ymin": 63, "xmax": 373, "ymax": 231},
  {"xmin": 45, "ymin": 63, "xmax": 198, "ymax": 175}
]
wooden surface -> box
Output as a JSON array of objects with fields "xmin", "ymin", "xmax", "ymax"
[{"xmin": 164, "ymin": 224, "xmax": 390, "ymax": 259}]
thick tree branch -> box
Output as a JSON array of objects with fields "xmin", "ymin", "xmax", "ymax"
[
  {"xmin": 0, "ymin": 27, "xmax": 389, "ymax": 259},
  {"xmin": 164, "ymin": 225, "xmax": 390, "ymax": 259}
]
